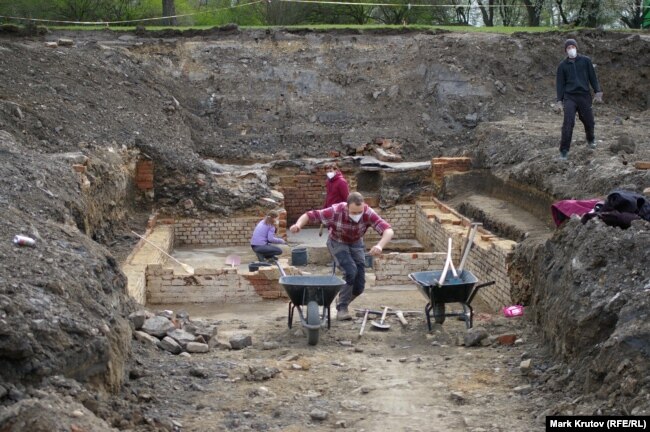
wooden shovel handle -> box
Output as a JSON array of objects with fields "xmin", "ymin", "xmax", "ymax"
[
  {"xmin": 359, "ymin": 309, "xmax": 370, "ymax": 336},
  {"xmin": 379, "ymin": 306, "xmax": 389, "ymax": 325}
]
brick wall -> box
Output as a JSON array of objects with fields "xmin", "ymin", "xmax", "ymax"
[
  {"xmin": 374, "ymin": 200, "xmax": 516, "ymax": 310},
  {"xmin": 275, "ymin": 166, "xmax": 357, "ymax": 224},
  {"xmin": 373, "ymin": 252, "xmax": 446, "ymax": 286},
  {"xmin": 122, "ymin": 224, "xmax": 174, "ymax": 304},
  {"xmin": 398, "ymin": 200, "xmax": 516, "ymax": 311},
  {"xmin": 364, "ymin": 204, "xmax": 416, "ymax": 242},
  {"xmin": 281, "ymin": 173, "xmax": 325, "ymax": 224},
  {"xmin": 146, "ymin": 263, "xmax": 299, "ymax": 304},
  {"xmin": 431, "ymin": 157, "xmax": 471, "ymax": 184},
  {"xmin": 135, "ymin": 159, "xmax": 154, "ymax": 191},
  {"xmin": 174, "ymin": 216, "xmax": 273, "ymax": 246}
]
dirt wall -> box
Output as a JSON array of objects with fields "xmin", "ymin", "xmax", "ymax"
[{"xmin": 511, "ymin": 218, "xmax": 650, "ymax": 410}]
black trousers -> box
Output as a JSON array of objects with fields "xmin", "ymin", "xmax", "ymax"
[{"xmin": 560, "ymin": 92, "xmax": 595, "ymax": 153}]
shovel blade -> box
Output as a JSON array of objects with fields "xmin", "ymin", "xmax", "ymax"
[{"xmin": 370, "ymin": 320, "xmax": 390, "ymax": 330}]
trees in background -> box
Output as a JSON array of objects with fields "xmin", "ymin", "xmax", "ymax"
[{"xmin": 0, "ymin": 0, "xmax": 648, "ymax": 28}]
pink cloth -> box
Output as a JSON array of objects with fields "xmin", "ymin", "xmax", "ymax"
[{"xmin": 551, "ymin": 199, "xmax": 600, "ymax": 227}]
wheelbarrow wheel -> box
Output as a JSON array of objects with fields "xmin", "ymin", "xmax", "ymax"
[
  {"xmin": 306, "ymin": 301, "xmax": 320, "ymax": 346},
  {"xmin": 433, "ymin": 302, "xmax": 446, "ymax": 324}
]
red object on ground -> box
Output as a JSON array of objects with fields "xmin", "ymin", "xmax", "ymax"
[{"xmin": 551, "ymin": 199, "xmax": 600, "ymax": 227}]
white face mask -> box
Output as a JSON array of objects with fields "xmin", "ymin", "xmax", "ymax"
[
  {"xmin": 326, "ymin": 171, "xmax": 335, "ymax": 179},
  {"xmin": 567, "ymin": 48, "xmax": 577, "ymax": 59},
  {"xmin": 349, "ymin": 213, "xmax": 362, "ymax": 223}
]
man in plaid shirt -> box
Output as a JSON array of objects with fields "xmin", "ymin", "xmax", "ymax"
[{"xmin": 290, "ymin": 192, "xmax": 394, "ymax": 320}]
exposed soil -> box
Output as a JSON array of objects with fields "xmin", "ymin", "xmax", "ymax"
[
  {"xmin": 126, "ymin": 289, "xmax": 546, "ymax": 432},
  {"xmin": 0, "ymin": 27, "xmax": 648, "ymax": 431}
]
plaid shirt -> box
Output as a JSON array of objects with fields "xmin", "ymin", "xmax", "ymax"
[{"xmin": 306, "ymin": 202, "xmax": 391, "ymax": 244}]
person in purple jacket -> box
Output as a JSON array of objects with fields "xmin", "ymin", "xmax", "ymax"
[{"xmin": 250, "ymin": 210, "xmax": 286, "ymax": 261}]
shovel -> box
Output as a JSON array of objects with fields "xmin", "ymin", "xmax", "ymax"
[
  {"xmin": 131, "ymin": 230, "xmax": 195, "ymax": 275},
  {"xmin": 370, "ymin": 306, "xmax": 390, "ymax": 331},
  {"xmin": 358, "ymin": 309, "xmax": 370, "ymax": 337}
]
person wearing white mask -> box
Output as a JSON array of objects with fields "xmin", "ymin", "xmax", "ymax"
[
  {"xmin": 320, "ymin": 162, "xmax": 349, "ymax": 236},
  {"xmin": 323, "ymin": 162, "xmax": 349, "ymax": 208},
  {"xmin": 555, "ymin": 38, "xmax": 603, "ymax": 160},
  {"xmin": 290, "ymin": 192, "xmax": 394, "ymax": 320}
]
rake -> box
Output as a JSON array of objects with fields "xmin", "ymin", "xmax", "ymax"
[{"xmin": 131, "ymin": 230, "xmax": 194, "ymax": 275}]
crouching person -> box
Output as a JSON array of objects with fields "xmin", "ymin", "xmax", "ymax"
[
  {"xmin": 251, "ymin": 210, "xmax": 286, "ymax": 261},
  {"xmin": 289, "ymin": 192, "xmax": 394, "ymax": 320}
]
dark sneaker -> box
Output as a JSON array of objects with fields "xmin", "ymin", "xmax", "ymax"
[
  {"xmin": 588, "ymin": 141, "xmax": 596, "ymax": 149},
  {"xmin": 336, "ymin": 309, "xmax": 352, "ymax": 321},
  {"xmin": 558, "ymin": 151, "xmax": 568, "ymax": 160}
]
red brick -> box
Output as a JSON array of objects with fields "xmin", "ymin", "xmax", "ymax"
[{"xmin": 498, "ymin": 334, "xmax": 516, "ymax": 345}]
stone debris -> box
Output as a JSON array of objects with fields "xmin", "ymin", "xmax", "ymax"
[
  {"xmin": 513, "ymin": 384, "xmax": 533, "ymax": 395},
  {"xmin": 246, "ymin": 366, "xmax": 281, "ymax": 381},
  {"xmin": 128, "ymin": 311, "xmax": 147, "ymax": 330},
  {"xmin": 464, "ymin": 327, "xmax": 488, "ymax": 347},
  {"xmin": 158, "ymin": 336, "xmax": 182, "ymax": 355},
  {"xmin": 309, "ymin": 409, "xmax": 329, "ymax": 421},
  {"xmin": 449, "ymin": 391, "xmax": 467, "ymax": 405},
  {"xmin": 142, "ymin": 316, "xmax": 176, "ymax": 338},
  {"xmin": 134, "ymin": 330, "xmax": 159, "ymax": 346},
  {"xmin": 262, "ymin": 341, "xmax": 279, "ymax": 350},
  {"xmin": 134, "ymin": 310, "xmax": 217, "ymax": 356},
  {"xmin": 229, "ymin": 335, "xmax": 253, "ymax": 350},
  {"xmin": 185, "ymin": 342, "xmax": 209, "ymax": 353},
  {"xmin": 497, "ymin": 334, "xmax": 517, "ymax": 346}
]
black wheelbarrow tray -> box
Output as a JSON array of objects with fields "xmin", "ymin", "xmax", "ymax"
[
  {"xmin": 278, "ymin": 267, "xmax": 345, "ymax": 346},
  {"xmin": 408, "ymin": 269, "xmax": 495, "ymax": 330}
]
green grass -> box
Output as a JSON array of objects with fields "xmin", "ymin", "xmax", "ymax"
[{"xmin": 44, "ymin": 23, "xmax": 570, "ymax": 34}]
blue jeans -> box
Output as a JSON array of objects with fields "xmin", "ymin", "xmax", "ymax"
[{"xmin": 327, "ymin": 238, "xmax": 366, "ymax": 311}]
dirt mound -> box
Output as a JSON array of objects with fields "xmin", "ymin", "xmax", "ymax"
[
  {"xmin": 0, "ymin": 131, "xmax": 134, "ymax": 391},
  {"xmin": 512, "ymin": 218, "xmax": 650, "ymax": 412}
]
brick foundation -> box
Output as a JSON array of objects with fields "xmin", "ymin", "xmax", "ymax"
[
  {"xmin": 364, "ymin": 204, "xmax": 416, "ymax": 242},
  {"xmin": 135, "ymin": 159, "xmax": 154, "ymax": 191},
  {"xmin": 431, "ymin": 157, "xmax": 471, "ymax": 184},
  {"xmin": 145, "ymin": 262, "xmax": 298, "ymax": 304},
  {"xmin": 367, "ymin": 200, "xmax": 515, "ymax": 310},
  {"xmin": 122, "ymin": 224, "xmax": 174, "ymax": 304},
  {"xmin": 135, "ymin": 196, "xmax": 515, "ymax": 310},
  {"xmin": 174, "ymin": 216, "xmax": 283, "ymax": 246},
  {"xmin": 274, "ymin": 165, "xmax": 357, "ymax": 224}
]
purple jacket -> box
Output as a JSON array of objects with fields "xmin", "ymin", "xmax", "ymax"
[{"xmin": 250, "ymin": 220, "xmax": 285, "ymax": 246}]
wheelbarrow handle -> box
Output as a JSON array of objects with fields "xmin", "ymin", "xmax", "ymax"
[
  {"xmin": 274, "ymin": 261, "xmax": 287, "ymax": 277},
  {"xmin": 467, "ymin": 281, "xmax": 495, "ymax": 305}
]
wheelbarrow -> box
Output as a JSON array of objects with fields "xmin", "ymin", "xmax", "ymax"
[
  {"xmin": 276, "ymin": 263, "xmax": 345, "ymax": 345},
  {"xmin": 408, "ymin": 269, "xmax": 494, "ymax": 330}
]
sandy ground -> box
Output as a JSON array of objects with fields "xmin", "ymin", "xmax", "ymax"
[{"xmin": 148, "ymin": 286, "xmax": 540, "ymax": 432}]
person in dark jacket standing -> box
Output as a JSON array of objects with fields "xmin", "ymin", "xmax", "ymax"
[{"xmin": 555, "ymin": 38, "xmax": 603, "ymax": 160}]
